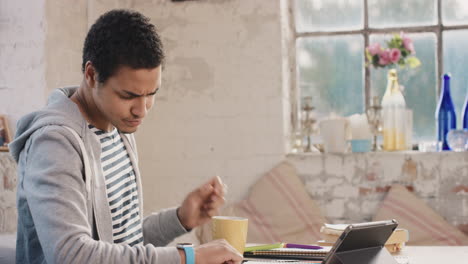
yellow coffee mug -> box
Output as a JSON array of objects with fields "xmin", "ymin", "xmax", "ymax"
[{"xmin": 212, "ymin": 216, "xmax": 248, "ymax": 253}]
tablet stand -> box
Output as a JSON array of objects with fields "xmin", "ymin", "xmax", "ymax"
[{"xmin": 325, "ymin": 246, "xmax": 398, "ymax": 264}]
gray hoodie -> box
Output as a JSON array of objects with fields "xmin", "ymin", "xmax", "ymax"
[{"xmin": 10, "ymin": 87, "xmax": 187, "ymax": 264}]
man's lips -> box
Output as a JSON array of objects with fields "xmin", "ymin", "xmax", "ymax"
[{"xmin": 124, "ymin": 119, "xmax": 142, "ymax": 127}]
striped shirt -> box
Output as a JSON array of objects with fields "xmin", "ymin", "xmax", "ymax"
[{"xmin": 89, "ymin": 125, "xmax": 143, "ymax": 246}]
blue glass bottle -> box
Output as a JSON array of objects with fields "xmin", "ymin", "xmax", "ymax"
[
  {"xmin": 463, "ymin": 92, "xmax": 468, "ymax": 129},
  {"xmin": 435, "ymin": 73, "xmax": 457, "ymax": 150}
]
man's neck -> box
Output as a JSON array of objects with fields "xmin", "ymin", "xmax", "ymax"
[{"xmin": 70, "ymin": 81, "xmax": 113, "ymax": 132}]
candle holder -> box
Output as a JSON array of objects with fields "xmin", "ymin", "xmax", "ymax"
[
  {"xmin": 366, "ymin": 96, "xmax": 383, "ymax": 151},
  {"xmin": 300, "ymin": 96, "xmax": 317, "ymax": 152}
]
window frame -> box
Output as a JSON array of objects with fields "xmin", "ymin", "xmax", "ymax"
[{"xmin": 288, "ymin": 0, "xmax": 468, "ymax": 142}]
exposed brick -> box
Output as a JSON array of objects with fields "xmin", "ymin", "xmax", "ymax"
[
  {"xmin": 366, "ymin": 171, "xmax": 377, "ymax": 181},
  {"xmin": 402, "ymin": 158, "xmax": 418, "ymax": 181},
  {"xmin": 359, "ymin": 187, "xmax": 373, "ymax": 196},
  {"xmin": 452, "ymin": 185, "xmax": 468, "ymax": 194},
  {"xmin": 375, "ymin": 185, "xmax": 391, "ymax": 193}
]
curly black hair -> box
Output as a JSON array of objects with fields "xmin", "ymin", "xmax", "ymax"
[{"xmin": 82, "ymin": 9, "xmax": 164, "ymax": 83}]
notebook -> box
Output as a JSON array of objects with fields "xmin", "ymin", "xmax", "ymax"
[{"xmin": 244, "ymin": 247, "xmax": 330, "ymax": 260}]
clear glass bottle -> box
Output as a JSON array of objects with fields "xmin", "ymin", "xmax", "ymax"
[
  {"xmin": 435, "ymin": 73, "xmax": 456, "ymax": 150},
  {"xmin": 381, "ymin": 69, "xmax": 407, "ymax": 151}
]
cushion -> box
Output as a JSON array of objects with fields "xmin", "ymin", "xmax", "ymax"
[
  {"xmin": 373, "ymin": 184, "xmax": 468, "ymax": 245},
  {"xmin": 196, "ymin": 161, "xmax": 327, "ymax": 244}
]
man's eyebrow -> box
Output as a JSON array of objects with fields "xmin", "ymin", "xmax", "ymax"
[
  {"xmin": 148, "ymin": 88, "xmax": 159, "ymax": 95},
  {"xmin": 122, "ymin": 88, "xmax": 159, "ymax": 97}
]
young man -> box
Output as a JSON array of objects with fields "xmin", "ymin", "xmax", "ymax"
[{"xmin": 10, "ymin": 9, "xmax": 243, "ymax": 264}]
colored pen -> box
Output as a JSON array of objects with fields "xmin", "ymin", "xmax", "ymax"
[{"xmin": 284, "ymin": 243, "xmax": 323, "ymax": 250}]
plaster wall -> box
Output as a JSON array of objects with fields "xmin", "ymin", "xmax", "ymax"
[
  {"xmin": 65, "ymin": 0, "xmax": 287, "ymax": 214},
  {"xmin": 0, "ymin": 0, "xmax": 47, "ymax": 134},
  {"xmin": 133, "ymin": 0, "xmax": 287, "ymax": 214},
  {"xmin": 45, "ymin": 0, "xmax": 87, "ymax": 95},
  {"xmin": 0, "ymin": 1, "xmax": 287, "ymax": 226}
]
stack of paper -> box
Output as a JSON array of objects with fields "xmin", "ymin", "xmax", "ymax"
[{"xmin": 317, "ymin": 223, "xmax": 409, "ymax": 253}]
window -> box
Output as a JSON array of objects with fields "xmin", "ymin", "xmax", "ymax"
[{"xmin": 291, "ymin": 0, "xmax": 468, "ymax": 141}]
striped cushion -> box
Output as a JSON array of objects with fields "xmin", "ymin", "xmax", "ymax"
[
  {"xmin": 197, "ymin": 161, "xmax": 327, "ymax": 244},
  {"xmin": 373, "ymin": 184, "xmax": 468, "ymax": 245}
]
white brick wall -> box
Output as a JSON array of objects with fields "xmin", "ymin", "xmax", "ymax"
[{"xmin": 289, "ymin": 152, "xmax": 468, "ymax": 226}]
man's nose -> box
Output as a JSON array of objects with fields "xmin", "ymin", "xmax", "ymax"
[{"xmin": 131, "ymin": 97, "xmax": 147, "ymax": 118}]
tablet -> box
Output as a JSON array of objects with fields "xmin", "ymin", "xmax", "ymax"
[{"xmin": 322, "ymin": 219, "xmax": 399, "ymax": 264}]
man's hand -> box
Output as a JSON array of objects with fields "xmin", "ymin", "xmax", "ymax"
[
  {"xmin": 195, "ymin": 239, "xmax": 243, "ymax": 264},
  {"xmin": 177, "ymin": 176, "xmax": 226, "ymax": 230}
]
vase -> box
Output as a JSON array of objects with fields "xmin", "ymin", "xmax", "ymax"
[{"xmin": 381, "ymin": 69, "xmax": 407, "ymax": 151}]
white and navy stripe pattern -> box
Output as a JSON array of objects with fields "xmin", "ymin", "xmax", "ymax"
[{"xmin": 89, "ymin": 125, "xmax": 143, "ymax": 246}]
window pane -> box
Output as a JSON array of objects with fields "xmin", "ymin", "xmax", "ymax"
[
  {"xmin": 443, "ymin": 0, "xmax": 468, "ymax": 25},
  {"xmin": 297, "ymin": 35, "xmax": 364, "ymax": 117},
  {"xmin": 294, "ymin": 0, "xmax": 363, "ymax": 32},
  {"xmin": 370, "ymin": 33, "xmax": 437, "ymax": 141},
  {"xmin": 368, "ymin": 0, "xmax": 437, "ymax": 28},
  {"xmin": 443, "ymin": 30, "xmax": 468, "ymax": 128}
]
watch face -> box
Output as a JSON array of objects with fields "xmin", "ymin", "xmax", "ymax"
[{"xmin": 177, "ymin": 243, "xmax": 193, "ymax": 248}]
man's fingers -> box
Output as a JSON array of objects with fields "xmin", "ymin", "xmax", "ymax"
[
  {"xmin": 222, "ymin": 240, "xmax": 244, "ymax": 261},
  {"xmin": 204, "ymin": 194, "xmax": 225, "ymax": 209},
  {"xmin": 198, "ymin": 182, "xmax": 214, "ymax": 199},
  {"xmin": 210, "ymin": 176, "xmax": 226, "ymax": 196},
  {"xmin": 199, "ymin": 176, "xmax": 227, "ymax": 199}
]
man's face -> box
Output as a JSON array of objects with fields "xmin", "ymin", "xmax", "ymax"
[{"xmin": 92, "ymin": 65, "xmax": 161, "ymax": 133}]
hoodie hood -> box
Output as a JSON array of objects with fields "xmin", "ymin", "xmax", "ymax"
[{"xmin": 10, "ymin": 86, "xmax": 86, "ymax": 162}]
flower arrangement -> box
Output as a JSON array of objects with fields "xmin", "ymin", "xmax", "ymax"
[{"xmin": 365, "ymin": 32, "xmax": 421, "ymax": 69}]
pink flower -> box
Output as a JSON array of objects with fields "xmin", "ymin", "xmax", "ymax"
[
  {"xmin": 367, "ymin": 43, "xmax": 381, "ymax": 56},
  {"xmin": 403, "ymin": 38, "xmax": 415, "ymax": 54},
  {"xmin": 378, "ymin": 49, "xmax": 391, "ymax": 66},
  {"xmin": 401, "ymin": 32, "xmax": 415, "ymax": 54},
  {"xmin": 389, "ymin": 48, "xmax": 401, "ymax": 63}
]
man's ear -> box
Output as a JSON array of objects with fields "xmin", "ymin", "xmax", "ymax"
[{"xmin": 84, "ymin": 61, "xmax": 98, "ymax": 89}]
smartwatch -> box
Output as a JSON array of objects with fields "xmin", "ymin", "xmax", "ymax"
[{"xmin": 176, "ymin": 243, "xmax": 195, "ymax": 264}]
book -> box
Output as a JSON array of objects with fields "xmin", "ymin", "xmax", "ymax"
[{"xmin": 244, "ymin": 243, "xmax": 284, "ymax": 252}]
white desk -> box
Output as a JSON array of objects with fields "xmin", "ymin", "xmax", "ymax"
[
  {"xmin": 244, "ymin": 246, "xmax": 468, "ymax": 263},
  {"xmin": 394, "ymin": 246, "xmax": 468, "ymax": 264}
]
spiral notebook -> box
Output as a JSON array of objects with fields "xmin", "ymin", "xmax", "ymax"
[{"xmin": 244, "ymin": 247, "xmax": 329, "ymax": 261}]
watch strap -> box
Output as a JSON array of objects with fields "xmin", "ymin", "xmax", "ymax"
[{"xmin": 181, "ymin": 245, "xmax": 195, "ymax": 264}]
